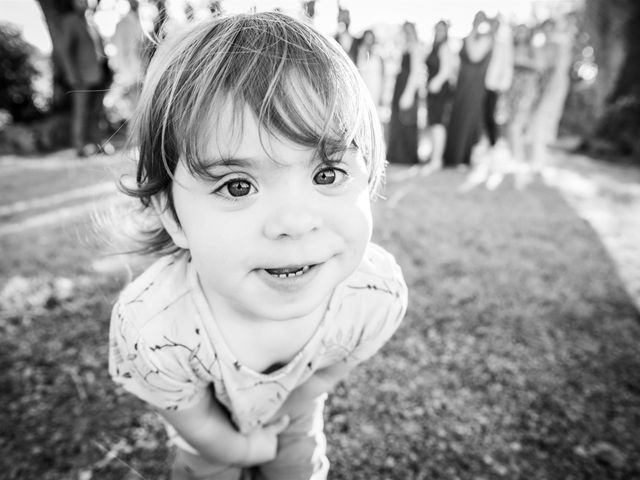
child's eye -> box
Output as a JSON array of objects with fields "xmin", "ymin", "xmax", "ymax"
[
  {"xmin": 225, "ymin": 180, "xmax": 252, "ymax": 197},
  {"xmin": 213, "ymin": 178, "xmax": 255, "ymax": 198},
  {"xmin": 313, "ymin": 166, "xmax": 347, "ymax": 185}
]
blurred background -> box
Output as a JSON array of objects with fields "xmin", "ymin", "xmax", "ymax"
[
  {"xmin": 0, "ymin": 0, "xmax": 638, "ymax": 159},
  {"xmin": 1, "ymin": 1, "xmax": 639, "ymax": 479}
]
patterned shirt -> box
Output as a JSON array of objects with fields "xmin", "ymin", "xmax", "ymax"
[{"xmin": 109, "ymin": 242, "xmax": 407, "ymax": 439}]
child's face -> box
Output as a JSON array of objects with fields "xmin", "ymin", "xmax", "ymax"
[{"xmin": 166, "ymin": 104, "xmax": 373, "ymax": 323}]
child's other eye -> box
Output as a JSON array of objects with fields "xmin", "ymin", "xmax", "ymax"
[{"xmin": 313, "ymin": 166, "xmax": 347, "ymax": 185}]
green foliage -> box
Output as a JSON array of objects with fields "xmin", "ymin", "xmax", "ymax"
[
  {"xmin": 582, "ymin": 0, "xmax": 640, "ymax": 162},
  {"xmin": 0, "ymin": 113, "xmax": 71, "ymax": 155},
  {"xmin": 0, "ymin": 22, "xmax": 41, "ymax": 122},
  {"xmin": 594, "ymin": 94, "xmax": 640, "ymax": 158},
  {"xmin": 560, "ymin": 81, "xmax": 599, "ymax": 138}
]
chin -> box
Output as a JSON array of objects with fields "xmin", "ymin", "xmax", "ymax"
[{"xmin": 257, "ymin": 294, "xmax": 329, "ymax": 322}]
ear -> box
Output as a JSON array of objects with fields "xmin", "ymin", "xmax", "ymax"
[{"xmin": 151, "ymin": 194, "xmax": 189, "ymax": 250}]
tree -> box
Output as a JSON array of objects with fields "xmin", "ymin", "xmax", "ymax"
[
  {"xmin": 583, "ymin": 0, "xmax": 640, "ymax": 157},
  {"xmin": 36, "ymin": 0, "xmax": 72, "ymax": 112},
  {"xmin": 0, "ymin": 23, "xmax": 40, "ymax": 121}
]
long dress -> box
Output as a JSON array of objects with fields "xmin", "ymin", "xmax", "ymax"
[
  {"xmin": 443, "ymin": 39, "xmax": 492, "ymax": 167},
  {"xmin": 426, "ymin": 42, "xmax": 452, "ymax": 126},
  {"xmin": 357, "ymin": 48, "xmax": 384, "ymax": 107},
  {"xmin": 386, "ymin": 52, "xmax": 418, "ymax": 165}
]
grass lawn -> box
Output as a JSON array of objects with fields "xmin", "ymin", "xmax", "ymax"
[
  {"xmin": 1, "ymin": 166, "xmax": 638, "ymax": 479},
  {"xmin": 0, "ymin": 157, "xmax": 129, "ymax": 207}
]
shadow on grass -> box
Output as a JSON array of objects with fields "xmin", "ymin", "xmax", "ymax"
[{"xmin": 0, "ymin": 168, "xmax": 639, "ymax": 479}]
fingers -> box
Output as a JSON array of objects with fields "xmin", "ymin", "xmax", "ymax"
[{"xmin": 266, "ymin": 415, "xmax": 290, "ymax": 434}]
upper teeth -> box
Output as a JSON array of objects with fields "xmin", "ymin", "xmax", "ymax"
[{"xmin": 271, "ymin": 265, "xmax": 310, "ymax": 278}]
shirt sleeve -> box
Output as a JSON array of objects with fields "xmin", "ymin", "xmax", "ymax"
[
  {"xmin": 108, "ymin": 300, "xmax": 208, "ymax": 411},
  {"xmin": 347, "ymin": 246, "xmax": 409, "ymax": 364}
]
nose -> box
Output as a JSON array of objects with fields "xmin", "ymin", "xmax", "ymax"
[{"xmin": 263, "ymin": 207, "xmax": 323, "ymax": 240}]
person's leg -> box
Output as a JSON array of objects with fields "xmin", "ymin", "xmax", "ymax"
[
  {"xmin": 87, "ymin": 86, "xmax": 113, "ymax": 153},
  {"xmin": 123, "ymin": 82, "xmax": 142, "ymax": 138},
  {"xmin": 429, "ymin": 124, "xmax": 446, "ymax": 168},
  {"xmin": 507, "ymin": 117, "xmax": 525, "ymax": 161},
  {"xmin": 484, "ymin": 89, "xmax": 499, "ymax": 147},
  {"xmin": 70, "ymin": 89, "xmax": 90, "ymax": 155},
  {"xmin": 171, "ymin": 447, "xmax": 244, "ymax": 480},
  {"xmin": 528, "ymin": 104, "xmax": 549, "ymax": 169},
  {"xmin": 257, "ymin": 394, "xmax": 329, "ymax": 480}
]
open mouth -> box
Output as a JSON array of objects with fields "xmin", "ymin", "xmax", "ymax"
[{"xmin": 264, "ymin": 265, "xmax": 313, "ymax": 279}]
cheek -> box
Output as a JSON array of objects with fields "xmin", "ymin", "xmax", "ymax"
[
  {"xmin": 185, "ymin": 211, "xmax": 260, "ymax": 265},
  {"xmin": 188, "ymin": 219, "xmax": 244, "ymax": 251},
  {"xmin": 341, "ymin": 189, "xmax": 373, "ymax": 248},
  {"xmin": 356, "ymin": 189, "xmax": 373, "ymax": 236}
]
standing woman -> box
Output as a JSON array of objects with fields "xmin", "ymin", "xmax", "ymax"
[
  {"xmin": 443, "ymin": 11, "xmax": 494, "ymax": 168},
  {"xmin": 504, "ymin": 24, "xmax": 543, "ymax": 166},
  {"xmin": 356, "ymin": 29, "xmax": 386, "ymax": 111},
  {"xmin": 386, "ymin": 21, "xmax": 422, "ymax": 165},
  {"xmin": 528, "ymin": 17, "xmax": 573, "ymax": 165},
  {"xmin": 425, "ymin": 20, "xmax": 454, "ymax": 168},
  {"xmin": 334, "ymin": 9, "xmax": 358, "ymax": 63},
  {"xmin": 58, "ymin": 0, "xmax": 114, "ymax": 157},
  {"xmin": 483, "ymin": 14, "xmax": 514, "ymax": 152},
  {"xmin": 111, "ymin": 0, "xmax": 146, "ymax": 125}
]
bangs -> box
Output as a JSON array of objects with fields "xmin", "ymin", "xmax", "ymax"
[{"xmin": 138, "ymin": 12, "xmax": 383, "ymax": 191}]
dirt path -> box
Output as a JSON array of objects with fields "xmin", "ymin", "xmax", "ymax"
[
  {"xmin": 544, "ymin": 149, "xmax": 640, "ymax": 312},
  {"xmin": 385, "ymin": 141, "xmax": 640, "ymax": 313},
  {"xmin": 0, "ymin": 149, "xmax": 128, "ymax": 238}
]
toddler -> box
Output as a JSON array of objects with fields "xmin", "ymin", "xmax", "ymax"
[{"xmin": 109, "ymin": 11, "xmax": 408, "ymax": 480}]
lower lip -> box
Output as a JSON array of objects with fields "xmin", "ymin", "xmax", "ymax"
[{"xmin": 257, "ymin": 264, "xmax": 322, "ymax": 292}]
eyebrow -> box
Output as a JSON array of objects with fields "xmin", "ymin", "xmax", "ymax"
[
  {"xmin": 200, "ymin": 157, "xmax": 255, "ymax": 169},
  {"xmin": 198, "ymin": 144, "xmax": 358, "ymax": 172}
]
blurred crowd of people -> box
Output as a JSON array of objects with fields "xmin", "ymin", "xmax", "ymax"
[
  {"xmin": 57, "ymin": 0, "xmax": 576, "ymax": 167},
  {"xmin": 335, "ymin": 8, "xmax": 578, "ymax": 178}
]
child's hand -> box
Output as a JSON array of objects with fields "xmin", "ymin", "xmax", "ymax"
[{"xmin": 243, "ymin": 415, "xmax": 290, "ymax": 465}]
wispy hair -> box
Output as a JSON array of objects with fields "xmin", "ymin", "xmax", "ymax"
[{"xmin": 121, "ymin": 11, "xmax": 385, "ymax": 255}]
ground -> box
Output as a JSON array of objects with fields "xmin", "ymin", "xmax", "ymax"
[{"xmin": 0, "ymin": 145, "xmax": 639, "ymax": 479}]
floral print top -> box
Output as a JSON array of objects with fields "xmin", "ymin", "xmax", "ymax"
[{"xmin": 109, "ymin": 242, "xmax": 407, "ymax": 440}]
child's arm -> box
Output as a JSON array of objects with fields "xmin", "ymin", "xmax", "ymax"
[
  {"xmin": 109, "ymin": 292, "xmax": 288, "ymax": 467},
  {"xmin": 283, "ymin": 244, "xmax": 409, "ymax": 412},
  {"xmin": 300, "ymin": 362, "xmax": 354, "ymax": 396},
  {"xmin": 277, "ymin": 361, "xmax": 358, "ymax": 418},
  {"xmin": 158, "ymin": 392, "xmax": 290, "ymax": 466}
]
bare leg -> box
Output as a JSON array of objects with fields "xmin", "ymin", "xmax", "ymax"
[
  {"xmin": 171, "ymin": 448, "xmax": 243, "ymax": 480},
  {"xmin": 429, "ymin": 124, "xmax": 446, "ymax": 168},
  {"xmin": 257, "ymin": 395, "xmax": 329, "ymax": 480}
]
